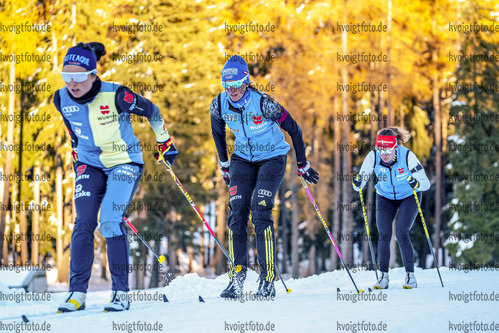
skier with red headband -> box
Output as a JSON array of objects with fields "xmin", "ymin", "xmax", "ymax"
[{"xmin": 352, "ymin": 127, "xmax": 430, "ymax": 289}]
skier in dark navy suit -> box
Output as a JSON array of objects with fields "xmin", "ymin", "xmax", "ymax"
[{"xmin": 210, "ymin": 55, "xmax": 319, "ymax": 298}]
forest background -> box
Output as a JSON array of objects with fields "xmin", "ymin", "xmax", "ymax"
[{"xmin": 0, "ymin": 0, "xmax": 497, "ymax": 290}]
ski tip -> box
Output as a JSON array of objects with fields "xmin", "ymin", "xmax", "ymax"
[
  {"xmin": 103, "ymin": 310, "xmax": 109, "ymax": 313},
  {"xmin": 358, "ymin": 289, "xmax": 365, "ymax": 294},
  {"xmin": 22, "ymin": 315, "xmax": 29, "ymax": 323},
  {"xmin": 162, "ymin": 294, "xmax": 169, "ymax": 302},
  {"xmin": 368, "ymin": 288, "xmax": 373, "ymax": 292},
  {"xmin": 337, "ymin": 287, "xmax": 341, "ymax": 292},
  {"xmin": 56, "ymin": 311, "xmax": 62, "ymax": 314},
  {"xmin": 198, "ymin": 295, "xmax": 205, "ymax": 303},
  {"xmin": 286, "ymin": 289, "xmax": 292, "ymax": 294},
  {"xmin": 158, "ymin": 255, "xmax": 166, "ymax": 264}
]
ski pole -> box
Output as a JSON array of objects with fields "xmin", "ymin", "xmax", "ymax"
[
  {"xmin": 299, "ymin": 175, "xmax": 364, "ymax": 293},
  {"xmin": 158, "ymin": 160, "xmax": 240, "ymax": 272},
  {"xmin": 249, "ymin": 212, "xmax": 291, "ymax": 294},
  {"xmin": 124, "ymin": 216, "xmax": 165, "ymax": 264},
  {"xmin": 412, "ymin": 189, "xmax": 444, "ymax": 288},
  {"xmin": 358, "ymin": 188, "xmax": 379, "ymax": 280}
]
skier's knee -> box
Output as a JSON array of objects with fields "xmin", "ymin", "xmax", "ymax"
[{"xmin": 100, "ymin": 221, "xmax": 124, "ymax": 238}]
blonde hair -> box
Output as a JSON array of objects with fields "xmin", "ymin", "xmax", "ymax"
[{"xmin": 378, "ymin": 126, "xmax": 411, "ymax": 144}]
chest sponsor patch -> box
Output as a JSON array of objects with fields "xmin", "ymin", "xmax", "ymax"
[
  {"xmin": 100, "ymin": 105, "xmax": 110, "ymax": 115},
  {"xmin": 253, "ymin": 116, "xmax": 263, "ymax": 125}
]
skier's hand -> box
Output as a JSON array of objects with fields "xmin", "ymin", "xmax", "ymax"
[
  {"xmin": 155, "ymin": 138, "xmax": 178, "ymax": 167},
  {"xmin": 219, "ymin": 160, "xmax": 230, "ymax": 186},
  {"xmin": 352, "ymin": 174, "xmax": 362, "ymax": 192},
  {"xmin": 298, "ymin": 161, "xmax": 319, "ymax": 184},
  {"xmin": 221, "ymin": 166, "xmax": 230, "ymax": 186},
  {"xmin": 407, "ymin": 176, "xmax": 419, "ymax": 189}
]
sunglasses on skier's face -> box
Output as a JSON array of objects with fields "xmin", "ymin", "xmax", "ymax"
[
  {"xmin": 60, "ymin": 69, "xmax": 97, "ymax": 83},
  {"xmin": 222, "ymin": 75, "xmax": 248, "ymax": 90},
  {"xmin": 376, "ymin": 146, "xmax": 397, "ymax": 156}
]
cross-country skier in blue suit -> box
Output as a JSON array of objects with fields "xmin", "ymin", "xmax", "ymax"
[
  {"xmin": 54, "ymin": 42, "xmax": 178, "ymax": 312},
  {"xmin": 211, "ymin": 55, "xmax": 319, "ymax": 298},
  {"xmin": 352, "ymin": 126, "xmax": 430, "ymax": 289}
]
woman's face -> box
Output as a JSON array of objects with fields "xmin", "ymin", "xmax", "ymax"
[
  {"xmin": 62, "ymin": 65, "xmax": 96, "ymax": 98},
  {"xmin": 225, "ymin": 83, "xmax": 247, "ymax": 102}
]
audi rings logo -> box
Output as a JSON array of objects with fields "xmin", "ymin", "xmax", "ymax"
[
  {"xmin": 257, "ymin": 189, "xmax": 272, "ymax": 197},
  {"xmin": 377, "ymin": 166, "xmax": 388, "ymax": 173},
  {"xmin": 62, "ymin": 105, "xmax": 79, "ymax": 115}
]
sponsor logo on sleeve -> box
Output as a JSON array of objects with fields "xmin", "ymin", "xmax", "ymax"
[{"xmin": 257, "ymin": 189, "xmax": 272, "ymax": 197}]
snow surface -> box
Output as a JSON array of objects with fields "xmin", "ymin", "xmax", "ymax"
[{"xmin": 0, "ymin": 267, "xmax": 497, "ymax": 333}]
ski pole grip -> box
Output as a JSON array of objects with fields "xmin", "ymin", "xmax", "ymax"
[
  {"xmin": 124, "ymin": 217, "xmax": 138, "ymax": 233},
  {"xmin": 298, "ymin": 175, "xmax": 308, "ymax": 188}
]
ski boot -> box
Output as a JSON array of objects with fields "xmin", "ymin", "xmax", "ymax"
[
  {"xmin": 403, "ymin": 272, "xmax": 417, "ymax": 289},
  {"xmin": 373, "ymin": 272, "xmax": 389, "ymax": 289},
  {"xmin": 104, "ymin": 290, "xmax": 130, "ymax": 312},
  {"xmin": 57, "ymin": 291, "xmax": 86, "ymax": 313},
  {"xmin": 255, "ymin": 277, "xmax": 276, "ymax": 298},
  {"xmin": 220, "ymin": 266, "xmax": 247, "ymax": 299}
]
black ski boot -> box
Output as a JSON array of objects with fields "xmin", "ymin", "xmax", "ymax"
[
  {"xmin": 255, "ymin": 277, "xmax": 276, "ymax": 298},
  {"xmin": 220, "ymin": 266, "xmax": 247, "ymax": 298}
]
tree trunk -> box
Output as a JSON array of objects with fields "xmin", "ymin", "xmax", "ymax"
[
  {"xmin": 56, "ymin": 156, "xmax": 65, "ymax": 281},
  {"xmin": 32, "ymin": 163, "xmax": 40, "ymax": 266},
  {"xmin": 149, "ymin": 240, "xmax": 160, "ymax": 288},
  {"xmin": 279, "ymin": 178, "xmax": 288, "ymax": 274},
  {"xmin": 101, "ymin": 240, "xmax": 108, "ymax": 280},
  {"xmin": 432, "ymin": 44, "xmax": 442, "ymax": 266},
  {"xmin": 308, "ymin": 240, "xmax": 316, "ymax": 276},
  {"xmin": 341, "ymin": 2, "xmax": 353, "ymax": 264},
  {"xmin": 0, "ymin": 60, "xmax": 15, "ymax": 266},
  {"xmin": 215, "ymin": 177, "xmax": 226, "ymax": 275},
  {"xmin": 386, "ymin": 0, "xmax": 393, "ymax": 126},
  {"xmin": 290, "ymin": 148, "xmax": 300, "ymax": 278},
  {"xmin": 19, "ymin": 211, "xmax": 28, "ymax": 264},
  {"xmin": 367, "ymin": 92, "xmax": 377, "ymax": 269},
  {"xmin": 332, "ymin": 96, "xmax": 340, "ymax": 270}
]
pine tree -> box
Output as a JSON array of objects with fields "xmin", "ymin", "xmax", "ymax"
[{"xmin": 446, "ymin": 0, "xmax": 499, "ymax": 266}]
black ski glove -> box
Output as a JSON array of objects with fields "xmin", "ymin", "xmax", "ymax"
[
  {"xmin": 407, "ymin": 176, "xmax": 419, "ymax": 189},
  {"xmin": 352, "ymin": 174, "xmax": 362, "ymax": 191},
  {"xmin": 298, "ymin": 161, "xmax": 319, "ymax": 184}
]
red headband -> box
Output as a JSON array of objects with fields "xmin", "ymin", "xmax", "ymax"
[{"xmin": 376, "ymin": 135, "xmax": 397, "ymax": 149}]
